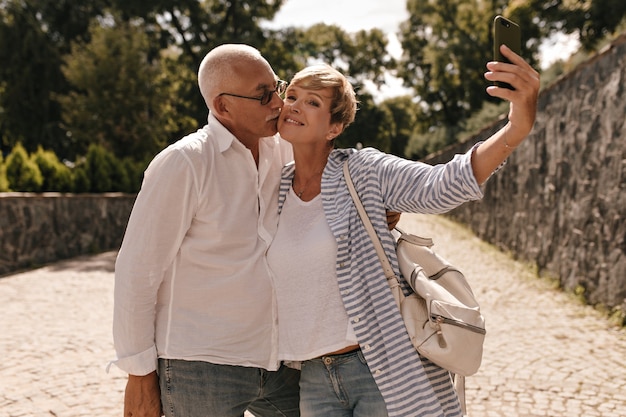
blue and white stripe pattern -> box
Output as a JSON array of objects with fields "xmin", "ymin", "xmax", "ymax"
[{"xmin": 278, "ymin": 147, "xmax": 484, "ymax": 417}]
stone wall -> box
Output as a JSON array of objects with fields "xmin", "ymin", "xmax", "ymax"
[
  {"xmin": 0, "ymin": 193, "xmax": 136, "ymax": 276},
  {"xmin": 424, "ymin": 35, "xmax": 626, "ymax": 316}
]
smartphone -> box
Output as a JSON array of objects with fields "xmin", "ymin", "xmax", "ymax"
[{"xmin": 493, "ymin": 15, "xmax": 521, "ymax": 89}]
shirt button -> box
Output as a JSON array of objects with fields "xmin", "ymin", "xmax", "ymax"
[
  {"xmin": 339, "ymin": 263, "xmax": 345, "ymax": 268},
  {"xmin": 353, "ymin": 317, "xmax": 360, "ymax": 323},
  {"xmin": 375, "ymin": 369, "xmax": 382, "ymax": 375},
  {"xmin": 364, "ymin": 344, "xmax": 371, "ymax": 351}
]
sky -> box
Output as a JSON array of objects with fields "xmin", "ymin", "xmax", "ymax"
[
  {"xmin": 263, "ymin": 0, "xmax": 410, "ymax": 98},
  {"xmin": 263, "ymin": 0, "xmax": 580, "ymax": 98},
  {"xmin": 264, "ymin": 0, "xmax": 409, "ymax": 35}
]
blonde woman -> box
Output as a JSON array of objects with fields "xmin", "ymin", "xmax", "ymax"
[{"xmin": 267, "ymin": 46, "xmax": 539, "ymax": 417}]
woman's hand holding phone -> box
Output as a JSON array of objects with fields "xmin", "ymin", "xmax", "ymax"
[
  {"xmin": 492, "ymin": 15, "xmax": 521, "ymax": 89},
  {"xmin": 484, "ymin": 16, "xmax": 540, "ymax": 152}
]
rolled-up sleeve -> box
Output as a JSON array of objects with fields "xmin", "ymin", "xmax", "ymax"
[{"xmin": 357, "ymin": 145, "xmax": 483, "ymax": 214}]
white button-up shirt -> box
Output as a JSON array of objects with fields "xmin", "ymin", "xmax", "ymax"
[{"xmin": 112, "ymin": 114, "xmax": 292, "ymax": 375}]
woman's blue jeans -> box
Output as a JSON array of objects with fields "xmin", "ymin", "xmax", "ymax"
[
  {"xmin": 299, "ymin": 350, "xmax": 388, "ymax": 417},
  {"xmin": 158, "ymin": 358, "xmax": 300, "ymax": 417}
]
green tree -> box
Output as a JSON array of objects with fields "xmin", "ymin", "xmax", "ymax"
[
  {"xmin": 338, "ymin": 89, "xmax": 395, "ymax": 153},
  {"xmin": 0, "ymin": 1, "xmax": 64, "ymax": 155},
  {"xmin": 507, "ymin": 0, "xmax": 626, "ymax": 51},
  {"xmin": 398, "ymin": 1, "xmax": 504, "ymax": 125},
  {"xmin": 396, "ymin": 0, "xmax": 545, "ymax": 155},
  {"xmin": 5, "ymin": 143, "xmax": 43, "ymax": 191},
  {"xmin": 0, "ymin": 0, "xmax": 110, "ymax": 157},
  {"xmin": 405, "ymin": 124, "xmax": 460, "ymax": 160},
  {"xmin": 77, "ymin": 143, "xmax": 130, "ymax": 193},
  {"xmin": 110, "ymin": 0, "xmax": 288, "ymax": 124},
  {"xmin": 379, "ymin": 96, "xmax": 423, "ymax": 158},
  {"xmin": 58, "ymin": 19, "xmax": 190, "ymax": 161},
  {"xmin": 276, "ymin": 24, "xmax": 396, "ymax": 88},
  {"xmin": 1, "ymin": 1, "xmax": 399, "ymax": 164},
  {"xmin": 111, "ymin": 0, "xmax": 285, "ymax": 66}
]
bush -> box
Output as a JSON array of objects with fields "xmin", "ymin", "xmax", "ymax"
[
  {"xmin": 83, "ymin": 143, "xmax": 132, "ymax": 193},
  {"xmin": 120, "ymin": 157, "xmax": 147, "ymax": 193},
  {"xmin": 2, "ymin": 142, "xmax": 144, "ymax": 193},
  {"xmin": 71, "ymin": 160, "xmax": 91, "ymax": 193},
  {"xmin": 5, "ymin": 143, "xmax": 43, "ymax": 192},
  {"xmin": 0, "ymin": 153, "xmax": 9, "ymax": 192},
  {"xmin": 32, "ymin": 146, "xmax": 73, "ymax": 192}
]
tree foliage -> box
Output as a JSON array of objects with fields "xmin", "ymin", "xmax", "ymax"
[
  {"xmin": 284, "ymin": 24, "xmax": 396, "ymax": 87},
  {"xmin": 0, "ymin": 0, "xmax": 624, "ymax": 182},
  {"xmin": 379, "ymin": 96, "xmax": 425, "ymax": 158},
  {"xmin": 0, "ymin": 152, "xmax": 9, "ymax": 191},
  {"xmin": 0, "ymin": 0, "xmax": 110, "ymax": 156},
  {"xmin": 0, "ymin": 1, "xmax": 64, "ymax": 154},
  {"xmin": 507, "ymin": 0, "xmax": 626, "ymax": 51},
  {"xmin": 110, "ymin": 0, "xmax": 285, "ymax": 66},
  {"xmin": 337, "ymin": 89, "xmax": 395, "ymax": 153},
  {"xmin": 398, "ymin": 1, "xmax": 527, "ymax": 127},
  {"xmin": 5, "ymin": 142, "xmax": 43, "ymax": 191},
  {"xmin": 57, "ymin": 18, "xmax": 193, "ymax": 161},
  {"xmin": 32, "ymin": 146, "xmax": 73, "ymax": 192}
]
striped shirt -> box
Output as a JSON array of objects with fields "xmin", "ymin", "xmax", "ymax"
[{"xmin": 278, "ymin": 147, "xmax": 483, "ymax": 417}]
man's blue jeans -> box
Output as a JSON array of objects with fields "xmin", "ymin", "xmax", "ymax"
[
  {"xmin": 299, "ymin": 349, "xmax": 388, "ymax": 417},
  {"xmin": 158, "ymin": 358, "xmax": 300, "ymax": 417}
]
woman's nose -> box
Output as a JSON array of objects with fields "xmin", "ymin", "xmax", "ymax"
[{"xmin": 289, "ymin": 101, "xmax": 300, "ymax": 113}]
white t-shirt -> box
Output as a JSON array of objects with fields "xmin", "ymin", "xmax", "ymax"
[{"xmin": 267, "ymin": 188, "xmax": 357, "ymax": 361}]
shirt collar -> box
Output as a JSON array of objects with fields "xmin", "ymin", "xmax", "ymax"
[{"xmin": 207, "ymin": 112, "xmax": 239, "ymax": 153}]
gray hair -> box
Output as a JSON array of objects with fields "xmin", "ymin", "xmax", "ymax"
[{"xmin": 198, "ymin": 44, "xmax": 266, "ymax": 111}]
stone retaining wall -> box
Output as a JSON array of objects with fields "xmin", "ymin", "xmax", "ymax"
[
  {"xmin": 0, "ymin": 193, "xmax": 135, "ymax": 276},
  {"xmin": 424, "ymin": 35, "xmax": 626, "ymax": 316}
]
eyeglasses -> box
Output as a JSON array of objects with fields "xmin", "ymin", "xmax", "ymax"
[{"xmin": 218, "ymin": 80, "xmax": 288, "ymax": 105}]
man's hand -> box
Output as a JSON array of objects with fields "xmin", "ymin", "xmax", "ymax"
[
  {"xmin": 386, "ymin": 211, "xmax": 401, "ymax": 230},
  {"xmin": 124, "ymin": 371, "xmax": 163, "ymax": 417}
]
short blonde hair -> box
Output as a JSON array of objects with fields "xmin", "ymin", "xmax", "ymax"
[{"xmin": 290, "ymin": 64, "xmax": 358, "ymax": 127}]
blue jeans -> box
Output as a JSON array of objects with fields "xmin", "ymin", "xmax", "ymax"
[
  {"xmin": 158, "ymin": 359, "xmax": 300, "ymax": 417},
  {"xmin": 299, "ymin": 350, "xmax": 388, "ymax": 417}
]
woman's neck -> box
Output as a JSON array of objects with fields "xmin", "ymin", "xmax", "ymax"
[{"xmin": 292, "ymin": 147, "xmax": 331, "ymax": 201}]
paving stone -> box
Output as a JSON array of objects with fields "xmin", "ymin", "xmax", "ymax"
[{"xmin": 1, "ymin": 214, "xmax": 625, "ymax": 417}]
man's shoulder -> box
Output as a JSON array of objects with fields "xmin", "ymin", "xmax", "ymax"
[
  {"xmin": 146, "ymin": 128, "xmax": 216, "ymax": 173},
  {"xmin": 169, "ymin": 127, "xmax": 218, "ymax": 155}
]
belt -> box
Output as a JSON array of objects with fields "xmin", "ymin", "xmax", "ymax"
[{"xmin": 318, "ymin": 345, "xmax": 360, "ymax": 359}]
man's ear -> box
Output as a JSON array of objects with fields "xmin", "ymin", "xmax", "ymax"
[{"xmin": 212, "ymin": 96, "xmax": 230, "ymax": 119}]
